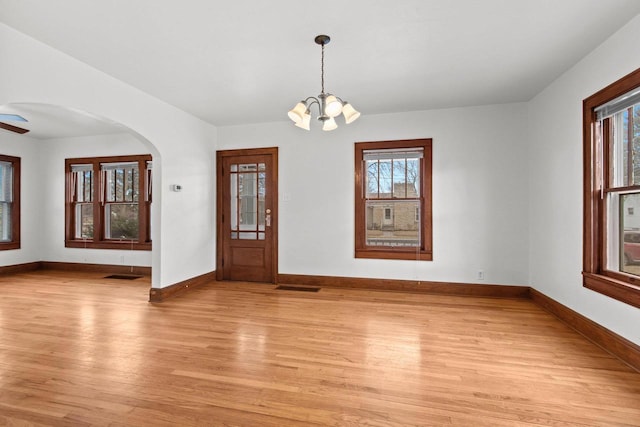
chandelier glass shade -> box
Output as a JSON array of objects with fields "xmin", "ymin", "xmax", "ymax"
[{"xmin": 288, "ymin": 35, "xmax": 360, "ymax": 131}]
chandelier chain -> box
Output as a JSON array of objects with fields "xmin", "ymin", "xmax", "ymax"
[{"xmin": 321, "ymin": 42, "xmax": 325, "ymax": 94}]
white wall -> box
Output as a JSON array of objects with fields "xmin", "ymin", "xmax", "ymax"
[
  {"xmin": 0, "ymin": 23, "xmax": 217, "ymax": 287},
  {"xmin": 528, "ymin": 15, "xmax": 640, "ymax": 344},
  {"xmin": 37, "ymin": 133, "xmax": 152, "ymax": 267},
  {"xmin": 219, "ymin": 103, "xmax": 529, "ymax": 286},
  {"xmin": 0, "ymin": 132, "xmax": 41, "ymax": 265}
]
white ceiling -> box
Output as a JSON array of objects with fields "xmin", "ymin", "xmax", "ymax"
[
  {"xmin": 1, "ymin": 0, "xmax": 640, "ymax": 134},
  {"xmin": 0, "ymin": 103, "xmax": 129, "ymax": 139}
]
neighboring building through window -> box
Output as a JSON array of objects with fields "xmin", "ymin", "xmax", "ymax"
[
  {"xmin": 65, "ymin": 154, "xmax": 152, "ymax": 250},
  {"xmin": 355, "ymin": 139, "xmax": 432, "ymax": 260},
  {"xmin": 583, "ymin": 67, "xmax": 640, "ymax": 308},
  {"xmin": 0, "ymin": 154, "xmax": 20, "ymax": 250}
]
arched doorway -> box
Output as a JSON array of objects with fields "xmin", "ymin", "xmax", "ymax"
[{"xmin": 0, "ymin": 102, "xmax": 161, "ymax": 291}]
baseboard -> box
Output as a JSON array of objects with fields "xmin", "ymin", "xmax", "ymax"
[
  {"xmin": 40, "ymin": 261, "xmax": 151, "ymax": 276},
  {"xmin": 149, "ymin": 270, "xmax": 216, "ymax": 302},
  {"xmin": 0, "ymin": 261, "xmax": 41, "ymax": 276},
  {"xmin": 277, "ymin": 273, "xmax": 531, "ymax": 298},
  {"xmin": 530, "ymin": 289, "xmax": 640, "ymax": 372}
]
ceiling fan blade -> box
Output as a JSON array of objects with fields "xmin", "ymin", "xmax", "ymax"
[
  {"xmin": 0, "ymin": 122, "xmax": 30, "ymax": 134},
  {"xmin": 0, "ymin": 114, "xmax": 27, "ymax": 122}
]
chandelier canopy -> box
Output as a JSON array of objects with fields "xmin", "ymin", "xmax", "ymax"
[{"xmin": 288, "ymin": 35, "xmax": 360, "ymax": 131}]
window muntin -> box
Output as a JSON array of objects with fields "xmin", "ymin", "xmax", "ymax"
[
  {"xmin": 355, "ymin": 139, "xmax": 432, "ymax": 260},
  {"xmin": 0, "ymin": 155, "xmax": 19, "ymax": 249},
  {"xmin": 65, "ymin": 155, "xmax": 151, "ymax": 250},
  {"xmin": 583, "ymin": 67, "xmax": 640, "ymax": 308}
]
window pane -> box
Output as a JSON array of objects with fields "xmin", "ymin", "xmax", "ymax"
[
  {"xmin": 75, "ymin": 204, "xmax": 94, "ymax": 239},
  {"xmin": 104, "ymin": 165, "xmax": 139, "ymax": 202},
  {"xmin": 378, "ymin": 159, "xmax": 392, "ymax": 198},
  {"xmin": 74, "ymin": 170, "xmax": 94, "ymax": 202},
  {"xmin": 239, "ymin": 171, "xmax": 257, "ymax": 229},
  {"xmin": 610, "ymin": 104, "xmax": 640, "ymax": 187},
  {"xmin": 407, "ymin": 158, "xmax": 420, "ymax": 197},
  {"xmin": 365, "ymin": 200, "xmax": 420, "ymax": 247},
  {"xmin": 633, "ymin": 105, "xmax": 640, "ymax": 186},
  {"xmin": 620, "ymin": 193, "xmax": 640, "ymax": 276},
  {"xmin": 392, "ymin": 159, "xmax": 406, "ymax": 198},
  {"xmin": 230, "ymin": 164, "xmax": 264, "ymax": 237},
  {"xmin": 366, "ymin": 160, "xmax": 379, "ymax": 197},
  {"xmin": 366, "ymin": 156, "xmax": 420, "ymax": 200},
  {"xmin": 258, "ymin": 171, "xmax": 266, "ymax": 229},
  {"xmin": 105, "ymin": 203, "xmax": 138, "ymax": 239},
  {"xmin": 0, "ymin": 201, "xmax": 10, "ymax": 241},
  {"xmin": 0, "ymin": 161, "xmax": 13, "ymax": 202}
]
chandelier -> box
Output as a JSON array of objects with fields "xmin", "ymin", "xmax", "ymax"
[{"xmin": 288, "ymin": 35, "xmax": 360, "ymax": 131}]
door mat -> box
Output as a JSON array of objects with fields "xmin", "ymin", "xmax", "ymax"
[{"xmin": 275, "ymin": 285, "xmax": 320, "ymax": 292}]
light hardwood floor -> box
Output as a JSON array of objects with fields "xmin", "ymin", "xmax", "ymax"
[{"xmin": 0, "ymin": 270, "xmax": 638, "ymax": 426}]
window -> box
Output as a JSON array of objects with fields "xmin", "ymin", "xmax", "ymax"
[
  {"xmin": 65, "ymin": 155, "xmax": 152, "ymax": 250},
  {"xmin": 355, "ymin": 139, "xmax": 432, "ymax": 260},
  {"xmin": 0, "ymin": 154, "xmax": 20, "ymax": 250},
  {"xmin": 584, "ymin": 67, "xmax": 640, "ymax": 308}
]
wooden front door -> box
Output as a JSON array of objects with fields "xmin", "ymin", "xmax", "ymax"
[{"xmin": 216, "ymin": 148, "xmax": 278, "ymax": 282}]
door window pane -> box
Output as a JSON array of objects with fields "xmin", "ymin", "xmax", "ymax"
[{"xmin": 230, "ymin": 163, "xmax": 266, "ymax": 240}]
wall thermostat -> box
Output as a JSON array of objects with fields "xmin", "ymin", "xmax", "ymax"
[{"xmin": 170, "ymin": 184, "xmax": 182, "ymax": 192}]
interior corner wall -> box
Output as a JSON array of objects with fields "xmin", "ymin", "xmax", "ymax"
[
  {"xmin": 0, "ymin": 22, "xmax": 217, "ymax": 288},
  {"xmin": 218, "ymin": 103, "xmax": 529, "ymax": 286},
  {"xmin": 528, "ymin": 15, "xmax": 640, "ymax": 344},
  {"xmin": 0, "ymin": 132, "xmax": 42, "ymax": 265}
]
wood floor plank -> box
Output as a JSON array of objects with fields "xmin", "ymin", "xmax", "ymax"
[{"xmin": 0, "ymin": 270, "xmax": 639, "ymax": 426}]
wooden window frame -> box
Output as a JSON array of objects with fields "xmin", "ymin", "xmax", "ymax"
[
  {"xmin": 0, "ymin": 154, "xmax": 20, "ymax": 250},
  {"xmin": 355, "ymin": 138, "xmax": 433, "ymax": 261},
  {"xmin": 583, "ymin": 67, "xmax": 640, "ymax": 308},
  {"xmin": 65, "ymin": 154, "xmax": 152, "ymax": 251}
]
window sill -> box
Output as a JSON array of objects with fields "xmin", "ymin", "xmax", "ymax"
[
  {"xmin": 356, "ymin": 249, "xmax": 432, "ymax": 261},
  {"xmin": 583, "ymin": 272, "xmax": 640, "ymax": 308},
  {"xmin": 65, "ymin": 240, "xmax": 151, "ymax": 251},
  {"xmin": 0, "ymin": 242, "xmax": 20, "ymax": 251}
]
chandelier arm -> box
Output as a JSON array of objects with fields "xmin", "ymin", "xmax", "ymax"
[{"xmin": 305, "ymin": 98, "xmax": 322, "ymax": 117}]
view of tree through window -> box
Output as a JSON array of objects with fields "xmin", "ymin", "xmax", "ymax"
[
  {"xmin": 609, "ymin": 104, "xmax": 640, "ymax": 276},
  {"xmin": 364, "ymin": 149, "xmax": 422, "ymax": 247},
  {"xmin": 65, "ymin": 155, "xmax": 151, "ymax": 250},
  {"xmin": 103, "ymin": 162, "xmax": 140, "ymax": 240},
  {"xmin": 355, "ymin": 139, "xmax": 432, "ymax": 261}
]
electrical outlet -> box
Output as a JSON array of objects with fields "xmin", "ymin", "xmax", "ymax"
[{"xmin": 477, "ymin": 270, "xmax": 484, "ymax": 280}]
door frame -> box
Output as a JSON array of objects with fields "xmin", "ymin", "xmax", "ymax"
[{"xmin": 215, "ymin": 147, "xmax": 278, "ymax": 283}]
